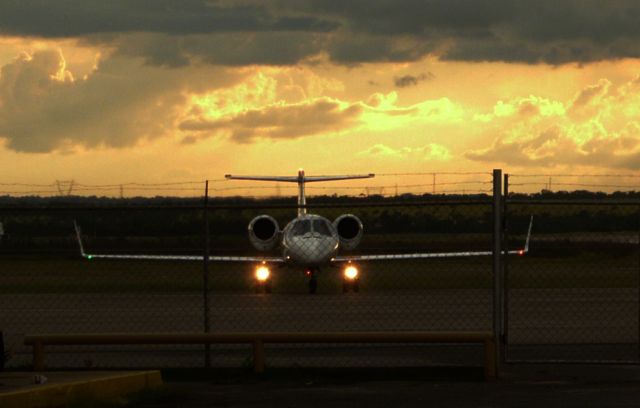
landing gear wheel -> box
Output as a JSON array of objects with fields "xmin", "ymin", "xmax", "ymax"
[
  {"xmin": 342, "ymin": 279, "xmax": 359, "ymax": 293},
  {"xmin": 254, "ymin": 281, "xmax": 272, "ymax": 294},
  {"xmin": 308, "ymin": 274, "xmax": 318, "ymax": 294}
]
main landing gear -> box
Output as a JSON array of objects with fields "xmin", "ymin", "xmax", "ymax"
[
  {"xmin": 342, "ymin": 264, "xmax": 360, "ymax": 293},
  {"xmin": 306, "ymin": 268, "xmax": 318, "ymax": 294},
  {"xmin": 342, "ymin": 278, "xmax": 360, "ymax": 293},
  {"xmin": 255, "ymin": 280, "xmax": 272, "ymax": 294},
  {"xmin": 254, "ymin": 264, "xmax": 272, "ymax": 294}
]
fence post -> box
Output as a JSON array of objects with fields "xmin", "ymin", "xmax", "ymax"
[
  {"xmin": 492, "ymin": 169, "xmax": 503, "ymax": 377},
  {"xmin": 253, "ymin": 339, "xmax": 265, "ymax": 374},
  {"xmin": 34, "ymin": 341, "xmax": 44, "ymax": 371},
  {"xmin": 502, "ymin": 173, "xmax": 509, "ymax": 363},
  {"xmin": 0, "ymin": 331, "xmax": 4, "ymax": 372},
  {"xmin": 203, "ymin": 180, "xmax": 211, "ymax": 368}
]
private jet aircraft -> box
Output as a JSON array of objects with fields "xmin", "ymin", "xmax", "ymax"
[{"xmin": 74, "ymin": 170, "xmax": 532, "ymax": 294}]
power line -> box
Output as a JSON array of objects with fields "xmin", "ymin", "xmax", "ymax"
[
  {"xmin": 510, "ymin": 173, "xmax": 640, "ymax": 178},
  {"xmin": 377, "ymin": 172, "xmax": 490, "ymax": 176},
  {"xmin": 55, "ymin": 180, "xmax": 75, "ymax": 196},
  {"xmin": 0, "ymin": 183, "xmax": 56, "ymax": 187},
  {"xmin": 510, "ymin": 182, "xmax": 640, "ymax": 189}
]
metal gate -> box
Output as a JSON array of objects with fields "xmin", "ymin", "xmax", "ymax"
[{"xmin": 503, "ymin": 175, "xmax": 640, "ymax": 363}]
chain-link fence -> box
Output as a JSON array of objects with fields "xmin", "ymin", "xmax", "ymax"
[
  {"xmin": 3, "ymin": 171, "xmax": 640, "ymax": 370},
  {"xmin": 1, "ymin": 198, "xmax": 495, "ymax": 369},
  {"xmin": 1, "ymin": 206, "xmax": 206, "ymax": 369},
  {"xmin": 505, "ymin": 178, "xmax": 640, "ymax": 363},
  {"xmin": 207, "ymin": 201, "xmax": 494, "ymax": 368}
]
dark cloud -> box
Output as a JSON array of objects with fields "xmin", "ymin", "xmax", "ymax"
[
  {"xmin": 394, "ymin": 72, "xmax": 435, "ymax": 88},
  {"xmin": 286, "ymin": 0, "xmax": 640, "ymax": 64},
  {"xmin": 0, "ymin": 0, "xmax": 337, "ymax": 37},
  {"xmin": 109, "ymin": 32, "xmax": 325, "ymax": 67},
  {"xmin": 179, "ymin": 98, "xmax": 363, "ymax": 142},
  {"xmin": 324, "ymin": 32, "xmax": 438, "ymax": 64},
  {"xmin": 4, "ymin": 1, "xmax": 640, "ymax": 66},
  {"xmin": 290, "ymin": 0, "xmax": 513, "ymax": 35},
  {"xmin": 0, "ymin": 50, "xmax": 241, "ymax": 152},
  {"xmin": 570, "ymin": 79, "xmax": 610, "ymax": 109}
]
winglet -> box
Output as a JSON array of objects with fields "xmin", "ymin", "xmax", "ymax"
[
  {"xmin": 523, "ymin": 215, "xmax": 533, "ymax": 253},
  {"xmin": 73, "ymin": 221, "xmax": 88, "ymax": 258}
]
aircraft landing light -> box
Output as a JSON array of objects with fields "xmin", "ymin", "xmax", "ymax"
[
  {"xmin": 255, "ymin": 266, "xmax": 270, "ymax": 281},
  {"xmin": 344, "ymin": 265, "xmax": 359, "ymax": 280}
]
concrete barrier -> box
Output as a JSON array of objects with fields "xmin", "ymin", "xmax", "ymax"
[{"xmin": 0, "ymin": 371, "xmax": 162, "ymax": 408}]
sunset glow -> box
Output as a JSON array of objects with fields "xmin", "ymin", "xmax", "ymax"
[{"xmin": 2, "ymin": 2, "xmax": 640, "ymax": 196}]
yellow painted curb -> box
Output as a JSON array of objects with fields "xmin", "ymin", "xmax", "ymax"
[{"xmin": 0, "ymin": 371, "xmax": 162, "ymax": 408}]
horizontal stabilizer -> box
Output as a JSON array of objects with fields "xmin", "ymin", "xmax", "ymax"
[
  {"xmin": 226, "ymin": 169, "xmax": 374, "ymax": 216},
  {"xmin": 225, "ymin": 174, "xmax": 375, "ymax": 183}
]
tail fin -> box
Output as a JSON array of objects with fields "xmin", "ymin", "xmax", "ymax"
[{"xmin": 225, "ymin": 169, "xmax": 375, "ymax": 216}]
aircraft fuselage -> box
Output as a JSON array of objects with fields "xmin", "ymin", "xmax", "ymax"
[{"xmin": 281, "ymin": 214, "xmax": 340, "ymax": 267}]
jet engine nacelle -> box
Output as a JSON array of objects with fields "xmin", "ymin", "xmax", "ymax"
[
  {"xmin": 248, "ymin": 215, "xmax": 280, "ymax": 251},
  {"xmin": 333, "ymin": 214, "xmax": 363, "ymax": 250}
]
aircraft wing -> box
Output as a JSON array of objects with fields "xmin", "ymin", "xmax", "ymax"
[
  {"xmin": 73, "ymin": 222, "xmax": 284, "ymax": 263},
  {"xmin": 335, "ymin": 249, "xmax": 517, "ymax": 262},
  {"xmin": 334, "ymin": 216, "xmax": 533, "ymax": 262},
  {"xmin": 80, "ymin": 254, "xmax": 285, "ymax": 262}
]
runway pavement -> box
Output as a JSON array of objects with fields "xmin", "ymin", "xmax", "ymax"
[{"xmin": 2, "ymin": 287, "xmax": 638, "ymax": 368}]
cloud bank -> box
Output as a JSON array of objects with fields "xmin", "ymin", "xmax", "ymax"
[
  {"xmin": 3, "ymin": 1, "xmax": 640, "ymax": 66},
  {"xmin": 180, "ymin": 97, "xmax": 363, "ymax": 143},
  {"xmin": 359, "ymin": 143, "xmax": 451, "ymax": 161},
  {"xmin": 466, "ymin": 76, "xmax": 640, "ymax": 170},
  {"xmin": 0, "ymin": 49, "xmax": 239, "ymax": 152}
]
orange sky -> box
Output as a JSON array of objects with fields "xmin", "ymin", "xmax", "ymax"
[{"xmin": 2, "ymin": 2, "xmax": 640, "ymax": 196}]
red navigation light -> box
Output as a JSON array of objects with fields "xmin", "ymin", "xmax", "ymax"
[{"xmin": 518, "ymin": 249, "xmax": 525, "ymax": 256}]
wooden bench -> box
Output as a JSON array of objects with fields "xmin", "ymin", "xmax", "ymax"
[{"xmin": 25, "ymin": 331, "xmax": 496, "ymax": 380}]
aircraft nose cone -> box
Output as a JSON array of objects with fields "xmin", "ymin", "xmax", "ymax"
[{"xmin": 289, "ymin": 236, "xmax": 337, "ymax": 264}]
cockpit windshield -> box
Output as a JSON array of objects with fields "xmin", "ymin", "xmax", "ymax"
[
  {"xmin": 312, "ymin": 219, "xmax": 332, "ymax": 236},
  {"xmin": 292, "ymin": 220, "xmax": 311, "ymax": 236}
]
